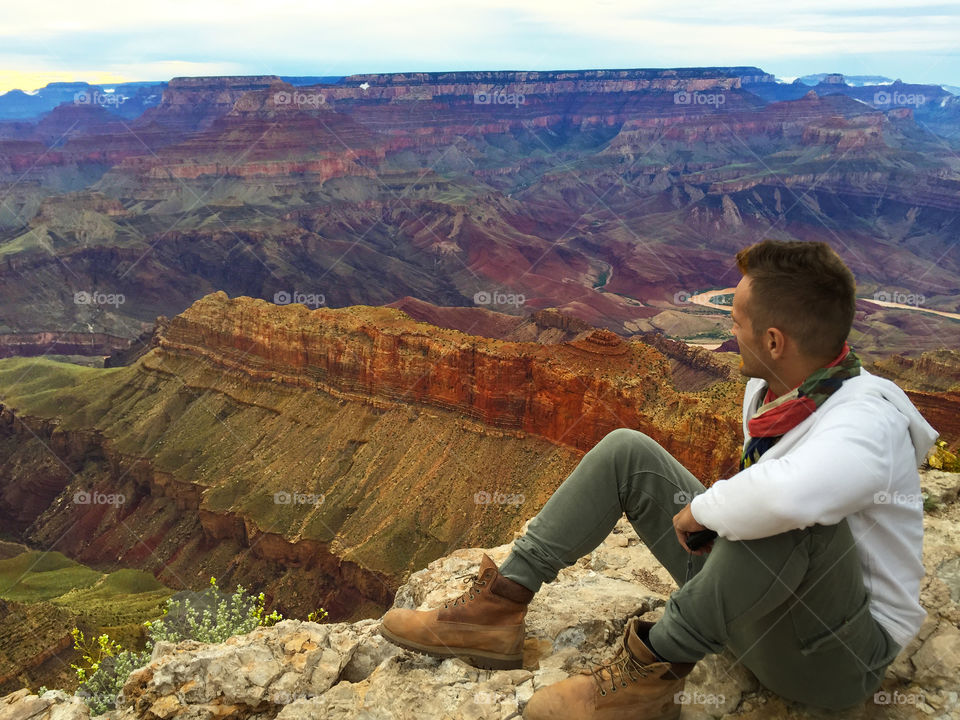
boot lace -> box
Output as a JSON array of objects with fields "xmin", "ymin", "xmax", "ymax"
[
  {"xmin": 584, "ymin": 643, "xmax": 651, "ymax": 697},
  {"xmin": 443, "ymin": 569, "xmax": 489, "ymax": 608}
]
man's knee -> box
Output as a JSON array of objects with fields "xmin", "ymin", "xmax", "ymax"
[
  {"xmin": 593, "ymin": 427, "xmax": 657, "ymax": 459},
  {"xmin": 592, "ymin": 428, "xmax": 687, "ymax": 484}
]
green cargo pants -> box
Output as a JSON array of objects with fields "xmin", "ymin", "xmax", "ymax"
[{"xmin": 498, "ymin": 428, "xmax": 902, "ymax": 711}]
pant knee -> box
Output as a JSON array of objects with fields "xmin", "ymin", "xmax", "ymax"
[{"xmin": 594, "ymin": 428, "xmax": 652, "ymax": 459}]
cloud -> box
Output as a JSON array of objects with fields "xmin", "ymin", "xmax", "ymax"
[{"xmin": 1, "ymin": 0, "xmax": 958, "ymax": 93}]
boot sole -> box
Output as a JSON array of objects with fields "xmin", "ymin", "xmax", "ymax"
[{"xmin": 379, "ymin": 624, "xmax": 523, "ymax": 670}]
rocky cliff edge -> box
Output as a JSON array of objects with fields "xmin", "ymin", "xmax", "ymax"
[{"xmin": 2, "ymin": 469, "xmax": 958, "ymax": 720}]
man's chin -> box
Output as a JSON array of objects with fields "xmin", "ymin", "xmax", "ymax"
[{"xmin": 737, "ymin": 359, "xmax": 761, "ymax": 378}]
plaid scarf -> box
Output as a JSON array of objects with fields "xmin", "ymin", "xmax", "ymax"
[{"xmin": 740, "ymin": 342, "xmax": 861, "ymax": 470}]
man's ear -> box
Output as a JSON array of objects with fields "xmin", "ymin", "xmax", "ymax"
[{"xmin": 764, "ymin": 327, "xmax": 787, "ymax": 360}]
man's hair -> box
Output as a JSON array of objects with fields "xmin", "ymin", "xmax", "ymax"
[{"xmin": 735, "ymin": 240, "xmax": 856, "ymax": 361}]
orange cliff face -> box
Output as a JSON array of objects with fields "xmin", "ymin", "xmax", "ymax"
[
  {"xmin": 157, "ymin": 292, "xmax": 745, "ymax": 479},
  {"xmin": 0, "ymin": 292, "xmax": 745, "ymax": 623}
]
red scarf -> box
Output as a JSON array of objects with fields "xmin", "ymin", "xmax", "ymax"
[{"xmin": 741, "ymin": 342, "xmax": 861, "ymax": 470}]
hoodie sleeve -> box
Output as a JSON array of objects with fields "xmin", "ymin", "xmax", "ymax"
[{"xmin": 690, "ymin": 394, "xmax": 907, "ymax": 540}]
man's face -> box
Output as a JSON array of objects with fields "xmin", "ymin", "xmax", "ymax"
[{"xmin": 731, "ymin": 276, "xmax": 771, "ymax": 379}]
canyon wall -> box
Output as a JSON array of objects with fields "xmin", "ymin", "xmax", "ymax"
[
  {"xmin": 2, "ymin": 68, "xmax": 957, "ymax": 360},
  {"xmin": 0, "ymin": 293, "xmax": 744, "ymax": 624},
  {"xmin": 153, "ymin": 292, "xmax": 743, "ymax": 470}
]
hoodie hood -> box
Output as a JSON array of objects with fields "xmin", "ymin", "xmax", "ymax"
[{"xmin": 850, "ymin": 368, "xmax": 940, "ymax": 467}]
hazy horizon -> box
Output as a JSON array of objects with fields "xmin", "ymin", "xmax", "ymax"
[
  {"xmin": 3, "ymin": 67, "xmax": 958, "ymax": 98},
  {"xmin": 1, "ymin": 0, "xmax": 958, "ymax": 94}
]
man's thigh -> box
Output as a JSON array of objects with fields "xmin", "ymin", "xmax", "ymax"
[{"xmin": 612, "ymin": 429, "xmax": 710, "ymax": 585}]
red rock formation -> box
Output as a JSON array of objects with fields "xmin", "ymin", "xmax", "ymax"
[
  {"xmin": 386, "ymin": 296, "xmax": 529, "ymax": 340},
  {"xmin": 633, "ymin": 331, "xmax": 736, "ymax": 391},
  {"xmin": 156, "ymin": 292, "xmax": 743, "ymax": 476},
  {"xmin": 2, "ymin": 68, "xmax": 956, "ymax": 374},
  {"xmin": 869, "ymin": 350, "xmax": 960, "ymax": 449},
  {"xmin": 0, "ymin": 292, "xmax": 747, "ymax": 624},
  {"xmin": 906, "ymin": 391, "xmax": 960, "ymax": 451}
]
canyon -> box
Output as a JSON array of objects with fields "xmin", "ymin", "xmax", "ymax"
[
  {"xmin": 0, "ymin": 292, "xmax": 747, "ymax": 634},
  {"xmin": 0, "ymin": 64, "xmax": 957, "ymax": 707},
  {"xmin": 0, "ymin": 291, "xmax": 954, "ymax": 700},
  {"xmin": 0, "ymin": 68, "xmax": 957, "ymax": 362}
]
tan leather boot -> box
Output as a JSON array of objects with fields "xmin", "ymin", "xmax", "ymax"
[
  {"xmin": 379, "ymin": 553, "xmax": 534, "ymax": 670},
  {"xmin": 523, "ymin": 617, "xmax": 696, "ymax": 720}
]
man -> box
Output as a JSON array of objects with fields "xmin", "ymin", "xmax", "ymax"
[{"xmin": 380, "ymin": 240, "xmax": 938, "ymax": 719}]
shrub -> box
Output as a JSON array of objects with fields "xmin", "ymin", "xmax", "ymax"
[
  {"xmin": 69, "ymin": 577, "xmax": 303, "ymax": 713},
  {"xmin": 70, "ymin": 630, "xmax": 149, "ymax": 716},
  {"xmin": 143, "ymin": 577, "xmax": 282, "ymax": 647}
]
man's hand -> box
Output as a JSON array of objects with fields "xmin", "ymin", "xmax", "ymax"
[{"xmin": 673, "ymin": 503, "xmax": 713, "ymax": 555}]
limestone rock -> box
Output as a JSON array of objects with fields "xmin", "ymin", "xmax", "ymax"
[
  {"xmin": 922, "ymin": 470, "xmax": 960, "ymax": 507},
  {"xmin": 0, "ymin": 688, "xmax": 90, "ymax": 720}
]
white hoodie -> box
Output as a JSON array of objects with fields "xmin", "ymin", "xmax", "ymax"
[{"xmin": 690, "ymin": 367, "xmax": 939, "ymax": 649}]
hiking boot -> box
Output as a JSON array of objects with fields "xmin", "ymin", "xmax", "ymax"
[
  {"xmin": 523, "ymin": 617, "xmax": 696, "ymax": 720},
  {"xmin": 379, "ymin": 553, "xmax": 534, "ymax": 670}
]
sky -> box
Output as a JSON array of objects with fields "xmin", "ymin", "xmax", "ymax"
[{"xmin": 1, "ymin": 0, "xmax": 959, "ymax": 94}]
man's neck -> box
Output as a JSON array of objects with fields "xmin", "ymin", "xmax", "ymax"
[
  {"xmin": 764, "ymin": 347, "xmax": 846, "ymax": 398},
  {"xmin": 764, "ymin": 359, "xmax": 827, "ymax": 398}
]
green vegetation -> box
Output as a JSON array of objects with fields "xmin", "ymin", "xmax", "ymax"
[
  {"xmin": 143, "ymin": 576, "xmax": 283, "ymax": 645},
  {"xmin": 0, "ymin": 228, "xmax": 49, "ymax": 258},
  {"xmin": 0, "ymin": 551, "xmax": 101, "ymax": 603},
  {"xmin": 0, "ymin": 551, "xmax": 170, "ymax": 620},
  {"xmin": 0, "ymin": 543, "xmax": 328, "ymax": 713},
  {"xmin": 69, "ymin": 577, "xmax": 314, "ymax": 715},
  {"xmin": 684, "ymin": 329, "xmax": 732, "ymax": 341},
  {"xmin": 922, "ymin": 492, "xmax": 941, "ymax": 513},
  {"xmin": 0, "ymin": 356, "xmax": 130, "ymax": 430},
  {"xmin": 0, "ymin": 547, "xmax": 172, "ymax": 696}
]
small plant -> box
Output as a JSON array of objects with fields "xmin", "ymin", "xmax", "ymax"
[
  {"xmin": 70, "ymin": 628, "xmax": 132, "ymax": 683},
  {"xmin": 70, "ymin": 628, "xmax": 148, "ymax": 715},
  {"xmin": 68, "ymin": 577, "xmax": 312, "ymax": 714},
  {"xmin": 144, "ymin": 577, "xmax": 283, "ymax": 647},
  {"xmin": 922, "ymin": 491, "xmax": 942, "ymax": 513},
  {"xmin": 307, "ymin": 608, "xmax": 329, "ymax": 623}
]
